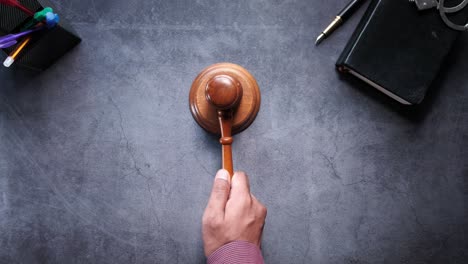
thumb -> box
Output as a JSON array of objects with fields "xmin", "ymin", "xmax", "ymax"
[{"xmin": 206, "ymin": 169, "xmax": 231, "ymax": 214}]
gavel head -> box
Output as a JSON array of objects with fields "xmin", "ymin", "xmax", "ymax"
[
  {"xmin": 205, "ymin": 75, "xmax": 243, "ymax": 111},
  {"xmin": 189, "ymin": 63, "xmax": 261, "ymax": 135}
]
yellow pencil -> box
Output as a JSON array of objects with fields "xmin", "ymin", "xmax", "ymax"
[{"xmin": 3, "ymin": 36, "xmax": 32, "ymax": 67}]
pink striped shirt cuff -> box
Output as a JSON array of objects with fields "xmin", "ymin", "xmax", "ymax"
[{"xmin": 207, "ymin": 241, "xmax": 264, "ymax": 264}]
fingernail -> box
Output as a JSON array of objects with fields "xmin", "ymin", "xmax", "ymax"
[{"xmin": 216, "ymin": 169, "xmax": 230, "ymax": 182}]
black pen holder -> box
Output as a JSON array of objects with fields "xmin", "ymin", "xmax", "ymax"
[{"xmin": 0, "ymin": 0, "xmax": 81, "ymax": 71}]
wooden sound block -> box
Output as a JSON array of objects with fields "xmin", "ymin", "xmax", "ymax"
[{"xmin": 189, "ymin": 63, "xmax": 261, "ymax": 135}]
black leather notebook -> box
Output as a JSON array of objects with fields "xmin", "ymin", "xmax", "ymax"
[{"xmin": 336, "ymin": 0, "xmax": 467, "ymax": 105}]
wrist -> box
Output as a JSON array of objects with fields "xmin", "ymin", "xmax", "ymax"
[{"xmin": 207, "ymin": 240, "xmax": 264, "ymax": 264}]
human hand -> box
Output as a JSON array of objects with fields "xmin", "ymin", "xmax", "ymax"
[{"xmin": 202, "ymin": 170, "xmax": 267, "ymax": 257}]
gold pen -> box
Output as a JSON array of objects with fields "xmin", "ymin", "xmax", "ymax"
[{"xmin": 316, "ymin": 0, "xmax": 367, "ymax": 45}]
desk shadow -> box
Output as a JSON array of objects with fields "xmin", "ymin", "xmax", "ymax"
[{"xmin": 337, "ymin": 33, "xmax": 466, "ymax": 124}]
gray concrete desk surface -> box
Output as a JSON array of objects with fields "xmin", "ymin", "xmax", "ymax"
[{"xmin": 1, "ymin": 0, "xmax": 467, "ymax": 263}]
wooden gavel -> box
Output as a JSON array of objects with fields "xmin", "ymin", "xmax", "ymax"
[
  {"xmin": 189, "ymin": 63, "xmax": 261, "ymax": 177},
  {"xmin": 205, "ymin": 75, "xmax": 242, "ymax": 175}
]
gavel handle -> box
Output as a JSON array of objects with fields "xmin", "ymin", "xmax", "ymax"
[{"xmin": 218, "ymin": 110, "xmax": 234, "ymax": 177}]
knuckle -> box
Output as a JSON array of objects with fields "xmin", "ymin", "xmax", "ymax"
[
  {"xmin": 232, "ymin": 172, "xmax": 248, "ymax": 184},
  {"xmin": 202, "ymin": 214, "xmax": 222, "ymax": 229},
  {"xmin": 237, "ymin": 194, "xmax": 251, "ymax": 206},
  {"xmin": 210, "ymin": 217, "xmax": 222, "ymax": 229},
  {"xmin": 202, "ymin": 212, "xmax": 212, "ymax": 225},
  {"xmin": 259, "ymin": 205, "xmax": 267, "ymax": 216},
  {"xmin": 235, "ymin": 171, "xmax": 247, "ymax": 178},
  {"xmin": 233, "ymin": 171, "xmax": 249, "ymax": 184},
  {"xmin": 252, "ymin": 197, "xmax": 267, "ymax": 215}
]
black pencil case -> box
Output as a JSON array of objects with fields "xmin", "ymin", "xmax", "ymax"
[{"xmin": 0, "ymin": 0, "xmax": 81, "ymax": 71}]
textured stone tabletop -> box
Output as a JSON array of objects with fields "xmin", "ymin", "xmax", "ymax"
[{"xmin": 1, "ymin": 0, "xmax": 467, "ymax": 263}]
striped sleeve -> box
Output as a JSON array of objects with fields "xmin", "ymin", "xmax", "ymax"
[{"xmin": 207, "ymin": 241, "xmax": 264, "ymax": 264}]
